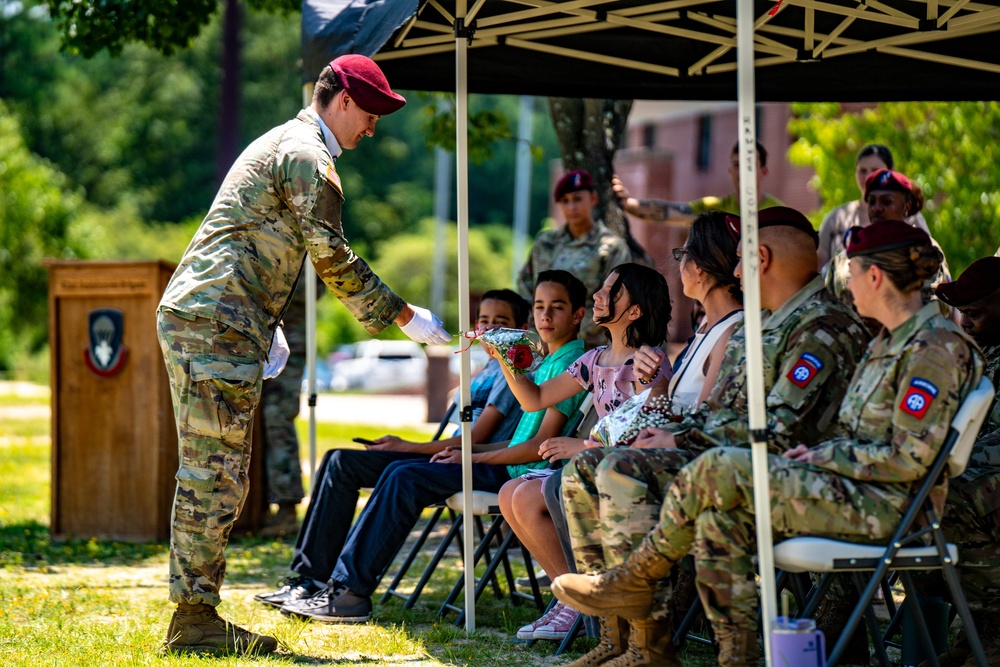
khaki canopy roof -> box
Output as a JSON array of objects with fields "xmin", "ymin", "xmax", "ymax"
[{"xmin": 303, "ymin": 0, "xmax": 1000, "ymax": 101}]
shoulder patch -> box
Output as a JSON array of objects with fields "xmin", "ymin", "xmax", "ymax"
[
  {"xmin": 326, "ymin": 163, "xmax": 343, "ymax": 194},
  {"xmin": 786, "ymin": 352, "xmax": 823, "ymax": 388},
  {"xmin": 899, "ymin": 377, "xmax": 939, "ymax": 419}
]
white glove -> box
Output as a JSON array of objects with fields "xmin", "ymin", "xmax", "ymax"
[
  {"xmin": 263, "ymin": 326, "xmax": 290, "ymax": 379},
  {"xmin": 399, "ymin": 305, "xmax": 452, "ymax": 345}
]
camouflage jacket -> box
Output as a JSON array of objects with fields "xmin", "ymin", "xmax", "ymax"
[
  {"xmin": 806, "ymin": 302, "xmax": 983, "ymax": 516},
  {"xmin": 516, "ymin": 221, "xmax": 633, "ymax": 344},
  {"xmin": 965, "ymin": 344, "xmax": 1000, "ymax": 468},
  {"xmin": 670, "ymin": 275, "xmax": 869, "ymax": 455},
  {"xmin": 160, "ymin": 109, "xmax": 405, "ymax": 352}
]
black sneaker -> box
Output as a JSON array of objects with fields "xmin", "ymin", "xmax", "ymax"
[
  {"xmin": 280, "ymin": 583, "xmax": 372, "ymax": 623},
  {"xmin": 254, "ymin": 575, "xmax": 322, "ymax": 609}
]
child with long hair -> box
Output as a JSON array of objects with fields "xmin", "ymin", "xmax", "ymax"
[{"xmin": 487, "ymin": 262, "xmax": 672, "ymax": 642}]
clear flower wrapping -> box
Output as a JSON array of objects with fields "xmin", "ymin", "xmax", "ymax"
[
  {"xmin": 479, "ymin": 328, "xmax": 545, "ymax": 374},
  {"xmin": 589, "ymin": 389, "xmax": 685, "ymax": 447}
]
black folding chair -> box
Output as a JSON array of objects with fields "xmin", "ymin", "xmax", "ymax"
[{"xmin": 438, "ymin": 395, "xmax": 596, "ymax": 625}]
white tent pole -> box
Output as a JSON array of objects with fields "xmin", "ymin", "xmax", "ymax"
[
  {"xmin": 736, "ymin": 1, "xmax": 775, "ymax": 664},
  {"xmin": 455, "ymin": 0, "xmax": 476, "ymax": 634},
  {"xmin": 303, "ymin": 82, "xmax": 319, "ymax": 488}
]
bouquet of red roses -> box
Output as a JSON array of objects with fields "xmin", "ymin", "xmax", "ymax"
[{"xmin": 479, "ymin": 328, "xmax": 545, "ymax": 375}]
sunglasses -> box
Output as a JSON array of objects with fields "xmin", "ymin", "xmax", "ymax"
[{"xmin": 672, "ymin": 248, "xmax": 688, "ymax": 262}]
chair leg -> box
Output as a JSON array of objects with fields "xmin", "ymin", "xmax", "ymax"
[
  {"xmin": 437, "ymin": 514, "xmax": 510, "ymax": 620},
  {"xmin": 380, "ymin": 505, "xmax": 446, "ymax": 605},
  {"xmin": 899, "ymin": 571, "xmax": 942, "ymax": 667},
  {"xmin": 453, "ymin": 522, "xmax": 520, "ymax": 626},
  {"xmin": 400, "ymin": 511, "xmax": 464, "ymax": 610},
  {"xmin": 852, "ymin": 572, "xmax": 890, "ymax": 667},
  {"xmin": 939, "ymin": 559, "xmax": 989, "ymax": 666}
]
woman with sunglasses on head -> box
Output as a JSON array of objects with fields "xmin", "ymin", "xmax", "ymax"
[
  {"xmin": 553, "ymin": 219, "xmax": 984, "ymax": 667},
  {"xmin": 634, "ymin": 210, "xmax": 744, "ymax": 414}
]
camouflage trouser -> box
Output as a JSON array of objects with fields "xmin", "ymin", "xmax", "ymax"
[
  {"xmin": 260, "ymin": 320, "xmax": 305, "ymax": 504},
  {"xmin": 562, "ymin": 447, "xmax": 695, "ymax": 621},
  {"xmin": 938, "ymin": 467, "xmax": 1000, "ymax": 612},
  {"xmin": 157, "ymin": 308, "xmax": 264, "ymax": 606},
  {"xmin": 653, "ymin": 447, "xmax": 905, "ymax": 632}
]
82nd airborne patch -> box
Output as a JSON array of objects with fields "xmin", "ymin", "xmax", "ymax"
[
  {"xmin": 900, "ymin": 377, "xmax": 938, "ymax": 420},
  {"xmin": 787, "ymin": 352, "xmax": 824, "ymax": 389}
]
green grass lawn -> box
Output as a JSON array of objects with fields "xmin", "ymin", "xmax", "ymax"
[{"xmin": 0, "ymin": 386, "xmax": 718, "ymax": 666}]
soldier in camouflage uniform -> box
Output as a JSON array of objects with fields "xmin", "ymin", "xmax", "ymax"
[
  {"xmin": 926, "ymin": 257, "xmax": 1000, "ymax": 666},
  {"xmin": 156, "ymin": 55, "xmax": 450, "ymax": 655},
  {"xmin": 554, "ymin": 220, "xmax": 984, "ymax": 667},
  {"xmin": 560, "ymin": 207, "xmax": 868, "ymax": 667},
  {"xmin": 517, "ymin": 169, "xmax": 633, "ymax": 347}
]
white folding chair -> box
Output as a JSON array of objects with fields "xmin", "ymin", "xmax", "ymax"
[{"xmin": 774, "ymin": 376, "xmax": 995, "ymax": 667}]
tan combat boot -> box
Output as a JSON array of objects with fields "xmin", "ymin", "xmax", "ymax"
[
  {"xmin": 713, "ymin": 624, "xmax": 760, "ymax": 667},
  {"xmin": 601, "ymin": 617, "xmax": 680, "ymax": 667},
  {"xmin": 564, "ymin": 616, "xmax": 630, "ymax": 667},
  {"xmin": 552, "ymin": 538, "xmax": 674, "ymax": 619},
  {"xmin": 164, "ymin": 603, "xmax": 278, "ymax": 655}
]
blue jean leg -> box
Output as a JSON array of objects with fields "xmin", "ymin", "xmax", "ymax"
[
  {"xmin": 330, "ymin": 459, "xmax": 511, "ymax": 596},
  {"xmin": 290, "ymin": 448, "xmax": 430, "ymax": 582}
]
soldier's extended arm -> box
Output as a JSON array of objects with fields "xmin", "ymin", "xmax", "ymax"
[
  {"xmin": 626, "ymin": 199, "xmax": 694, "ymax": 224},
  {"xmin": 612, "ymin": 175, "xmax": 694, "ymax": 227},
  {"xmin": 299, "ymin": 179, "xmax": 405, "ymax": 334}
]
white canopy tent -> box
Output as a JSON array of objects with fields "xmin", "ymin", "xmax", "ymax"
[{"xmin": 299, "ymin": 2, "xmax": 1000, "ymax": 662}]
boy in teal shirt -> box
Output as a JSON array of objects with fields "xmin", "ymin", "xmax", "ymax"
[{"xmin": 277, "ymin": 270, "xmax": 587, "ymax": 623}]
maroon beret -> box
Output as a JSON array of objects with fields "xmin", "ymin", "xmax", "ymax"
[
  {"xmin": 723, "ymin": 206, "xmax": 818, "ymax": 248},
  {"xmin": 864, "ymin": 169, "xmax": 913, "ymax": 199},
  {"xmin": 553, "ymin": 170, "xmax": 595, "ymax": 201},
  {"xmin": 936, "ymin": 256, "xmax": 1000, "ymax": 307},
  {"xmin": 330, "ymin": 54, "xmax": 406, "ymax": 116},
  {"xmin": 845, "ymin": 219, "xmax": 931, "ymax": 258}
]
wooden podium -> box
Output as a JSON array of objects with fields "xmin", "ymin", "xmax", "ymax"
[{"xmin": 47, "ymin": 261, "xmax": 266, "ymax": 542}]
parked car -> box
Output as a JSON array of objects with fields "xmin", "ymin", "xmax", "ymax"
[
  {"xmin": 328, "ymin": 340, "xmax": 428, "ymax": 392},
  {"xmin": 300, "ymin": 358, "xmax": 334, "ymax": 393}
]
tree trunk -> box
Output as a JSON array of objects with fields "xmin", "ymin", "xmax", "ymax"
[
  {"xmin": 547, "ymin": 97, "xmax": 649, "ymax": 263},
  {"xmin": 216, "ymin": 0, "xmax": 242, "ymax": 187}
]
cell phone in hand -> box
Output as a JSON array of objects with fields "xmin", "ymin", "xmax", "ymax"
[{"xmin": 352, "ymin": 437, "xmax": 375, "ymax": 445}]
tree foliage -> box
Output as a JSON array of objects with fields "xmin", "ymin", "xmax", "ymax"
[
  {"xmin": 47, "ymin": 0, "xmax": 297, "ymax": 57},
  {"xmin": 789, "ymin": 102, "xmax": 1000, "ymax": 275},
  {"xmin": 0, "ymin": 101, "xmax": 85, "ymax": 370}
]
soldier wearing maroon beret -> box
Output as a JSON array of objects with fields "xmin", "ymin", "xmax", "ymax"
[{"xmin": 157, "ymin": 54, "xmax": 449, "ymax": 655}]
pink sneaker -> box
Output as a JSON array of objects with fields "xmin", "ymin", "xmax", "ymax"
[
  {"xmin": 532, "ymin": 602, "xmax": 581, "ymax": 640},
  {"xmin": 516, "ymin": 602, "xmax": 565, "ymax": 640}
]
